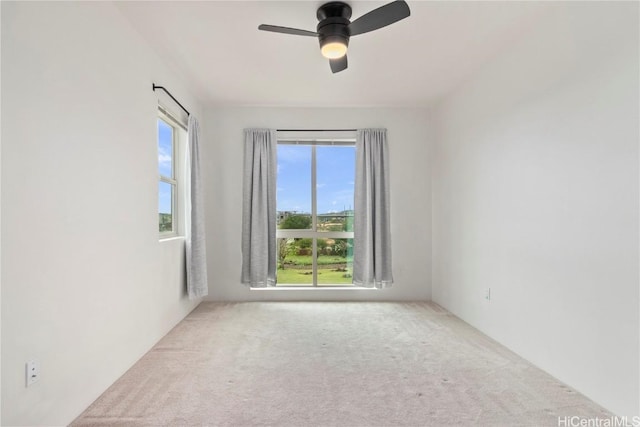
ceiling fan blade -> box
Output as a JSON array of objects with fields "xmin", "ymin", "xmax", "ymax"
[
  {"xmin": 258, "ymin": 24, "xmax": 318, "ymax": 37},
  {"xmin": 330, "ymin": 55, "xmax": 348, "ymax": 73},
  {"xmin": 348, "ymin": 0, "xmax": 411, "ymax": 36}
]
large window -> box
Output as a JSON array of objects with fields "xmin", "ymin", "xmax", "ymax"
[
  {"xmin": 276, "ymin": 140, "xmax": 355, "ymax": 286},
  {"xmin": 157, "ymin": 109, "xmax": 185, "ymax": 237}
]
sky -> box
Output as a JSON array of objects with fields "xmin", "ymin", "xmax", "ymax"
[
  {"xmin": 158, "ymin": 119, "xmax": 173, "ymax": 214},
  {"xmin": 277, "ymin": 144, "xmax": 355, "ymax": 214},
  {"xmin": 158, "ymin": 125, "xmax": 356, "ymax": 216}
]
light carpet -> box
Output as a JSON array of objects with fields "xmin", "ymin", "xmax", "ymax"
[{"xmin": 72, "ymin": 302, "xmax": 611, "ymax": 426}]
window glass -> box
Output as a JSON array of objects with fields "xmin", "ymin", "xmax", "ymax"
[
  {"xmin": 275, "ymin": 141, "xmax": 355, "ymax": 286},
  {"xmin": 159, "ymin": 181, "xmax": 173, "ymax": 233},
  {"xmin": 157, "ymin": 112, "xmax": 182, "ymax": 237},
  {"xmin": 316, "ymin": 238, "xmax": 353, "ymax": 286},
  {"xmin": 316, "ymin": 146, "xmax": 355, "ymax": 232},
  {"xmin": 276, "ymin": 238, "xmax": 314, "ymax": 285},
  {"xmin": 276, "ymin": 145, "xmax": 312, "ymax": 230},
  {"xmin": 158, "ymin": 119, "xmax": 173, "ymax": 178}
]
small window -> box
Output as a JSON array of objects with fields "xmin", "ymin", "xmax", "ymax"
[{"xmin": 157, "ymin": 110, "xmax": 185, "ymax": 237}]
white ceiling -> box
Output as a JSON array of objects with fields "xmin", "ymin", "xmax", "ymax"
[{"xmin": 116, "ymin": 1, "xmax": 553, "ymax": 108}]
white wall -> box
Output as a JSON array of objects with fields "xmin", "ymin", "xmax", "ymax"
[
  {"xmin": 1, "ymin": 2, "xmax": 202, "ymax": 425},
  {"xmin": 203, "ymin": 107, "xmax": 431, "ymax": 302},
  {"xmin": 432, "ymin": 2, "xmax": 639, "ymax": 417}
]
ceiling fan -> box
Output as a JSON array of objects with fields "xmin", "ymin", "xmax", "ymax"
[{"xmin": 258, "ymin": 1, "xmax": 411, "ymax": 73}]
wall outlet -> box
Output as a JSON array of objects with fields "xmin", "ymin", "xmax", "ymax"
[
  {"xmin": 485, "ymin": 287, "xmax": 491, "ymax": 301},
  {"xmin": 26, "ymin": 360, "xmax": 40, "ymax": 387}
]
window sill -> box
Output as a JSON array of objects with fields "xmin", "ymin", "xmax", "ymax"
[
  {"xmin": 250, "ymin": 286, "xmax": 377, "ymax": 291},
  {"xmin": 159, "ymin": 235, "xmax": 184, "ymax": 243}
]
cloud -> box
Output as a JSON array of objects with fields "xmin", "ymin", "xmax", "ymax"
[
  {"xmin": 158, "ymin": 146, "xmax": 172, "ymax": 168},
  {"xmin": 158, "ymin": 153, "xmax": 171, "ymax": 165}
]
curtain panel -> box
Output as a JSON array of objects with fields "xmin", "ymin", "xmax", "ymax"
[
  {"xmin": 241, "ymin": 129, "xmax": 277, "ymax": 287},
  {"xmin": 353, "ymin": 128, "xmax": 393, "ymax": 288},
  {"xmin": 185, "ymin": 115, "xmax": 208, "ymax": 299}
]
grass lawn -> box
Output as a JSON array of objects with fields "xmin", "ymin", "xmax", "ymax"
[
  {"xmin": 276, "ymin": 267, "xmax": 353, "ymax": 285},
  {"xmin": 276, "ymin": 253, "xmax": 353, "ymax": 286}
]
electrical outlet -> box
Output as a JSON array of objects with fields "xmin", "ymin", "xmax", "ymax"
[
  {"xmin": 485, "ymin": 288, "xmax": 491, "ymax": 301},
  {"xmin": 26, "ymin": 360, "xmax": 40, "ymax": 387}
]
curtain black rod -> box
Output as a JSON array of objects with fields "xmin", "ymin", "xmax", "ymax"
[
  {"xmin": 277, "ymin": 129, "xmax": 357, "ymax": 132},
  {"xmin": 152, "ymin": 83, "xmax": 190, "ymax": 116}
]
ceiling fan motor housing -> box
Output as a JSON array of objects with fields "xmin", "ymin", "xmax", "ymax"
[{"xmin": 316, "ymin": 2, "xmax": 352, "ymax": 51}]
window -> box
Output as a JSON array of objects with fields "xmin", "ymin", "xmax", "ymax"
[
  {"xmin": 276, "ymin": 139, "xmax": 355, "ymax": 286},
  {"xmin": 157, "ymin": 109, "xmax": 186, "ymax": 237}
]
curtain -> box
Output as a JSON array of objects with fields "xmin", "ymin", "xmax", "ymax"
[
  {"xmin": 241, "ymin": 129, "xmax": 277, "ymax": 287},
  {"xmin": 185, "ymin": 115, "xmax": 208, "ymax": 299},
  {"xmin": 353, "ymin": 129, "xmax": 393, "ymax": 288}
]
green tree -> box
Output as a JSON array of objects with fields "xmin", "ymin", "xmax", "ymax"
[
  {"xmin": 317, "ymin": 239, "xmax": 328, "ymax": 255},
  {"xmin": 298, "ymin": 238, "xmax": 312, "ymax": 249},
  {"xmin": 280, "ymin": 214, "xmax": 311, "ymax": 230},
  {"xmin": 295, "ymin": 238, "xmax": 312, "ymax": 255},
  {"xmin": 278, "ymin": 238, "xmax": 290, "ymax": 269},
  {"xmin": 333, "ymin": 239, "xmax": 348, "ymax": 257},
  {"xmin": 278, "ymin": 215, "xmax": 311, "ymax": 268}
]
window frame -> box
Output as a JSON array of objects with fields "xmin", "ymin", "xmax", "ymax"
[
  {"xmin": 158, "ymin": 107, "xmax": 186, "ymax": 239},
  {"xmin": 276, "ymin": 137, "xmax": 356, "ymax": 287}
]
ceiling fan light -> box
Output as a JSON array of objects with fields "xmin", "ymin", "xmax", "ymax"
[{"xmin": 321, "ymin": 41, "xmax": 347, "ymax": 59}]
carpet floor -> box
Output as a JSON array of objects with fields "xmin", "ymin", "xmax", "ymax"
[{"xmin": 72, "ymin": 302, "xmax": 611, "ymax": 426}]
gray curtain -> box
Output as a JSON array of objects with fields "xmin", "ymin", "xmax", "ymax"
[
  {"xmin": 185, "ymin": 115, "xmax": 208, "ymax": 299},
  {"xmin": 241, "ymin": 129, "xmax": 277, "ymax": 287},
  {"xmin": 353, "ymin": 129, "xmax": 393, "ymax": 288}
]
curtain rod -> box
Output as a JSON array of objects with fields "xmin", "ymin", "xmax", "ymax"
[
  {"xmin": 277, "ymin": 129, "xmax": 357, "ymax": 132},
  {"xmin": 152, "ymin": 83, "xmax": 190, "ymax": 116}
]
